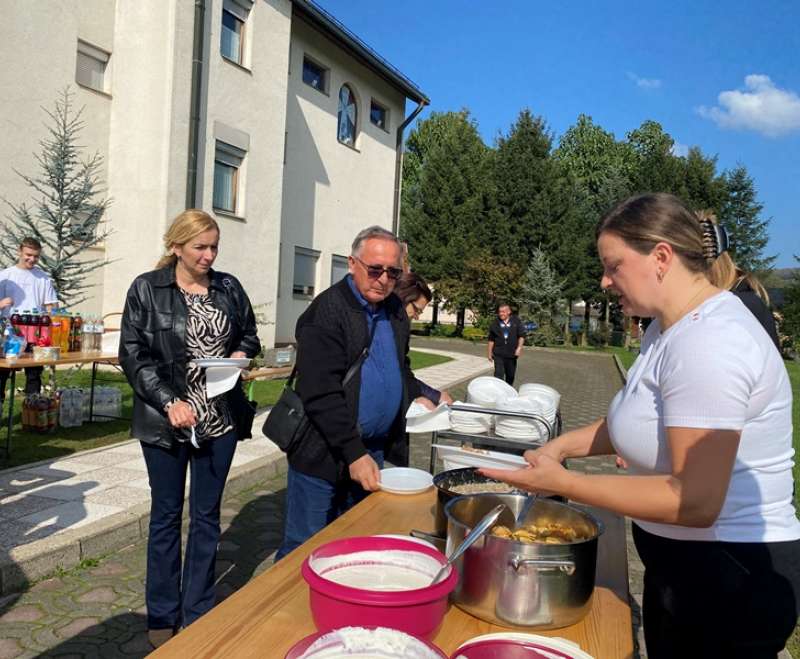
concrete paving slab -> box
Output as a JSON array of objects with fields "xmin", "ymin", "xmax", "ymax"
[
  {"xmin": 111, "ymin": 458, "xmax": 148, "ymax": 473},
  {"xmin": 24, "ymin": 468, "xmax": 143, "ymax": 502},
  {"xmin": 84, "ymin": 486, "xmax": 151, "ymax": 508},
  {"xmin": 0, "ymin": 472, "xmax": 63, "ymax": 493},
  {"xmin": 0, "ymin": 494, "xmax": 61, "ymax": 522},
  {"xmin": 16, "ymin": 502, "xmax": 124, "ymax": 533},
  {"xmin": 24, "ymin": 461, "xmax": 102, "ymax": 479}
]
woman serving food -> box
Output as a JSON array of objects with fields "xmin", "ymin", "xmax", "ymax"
[{"xmin": 482, "ymin": 193, "xmax": 800, "ymax": 658}]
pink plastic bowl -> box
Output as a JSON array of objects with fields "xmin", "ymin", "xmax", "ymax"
[
  {"xmin": 301, "ymin": 536, "xmax": 458, "ymax": 640},
  {"xmin": 284, "ymin": 627, "xmax": 448, "ymax": 659}
]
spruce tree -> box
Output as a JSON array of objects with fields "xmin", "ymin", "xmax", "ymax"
[
  {"xmin": 1, "ymin": 88, "xmax": 111, "ymax": 307},
  {"xmin": 718, "ymin": 165, "xmax": 775, "ymax": 273}
]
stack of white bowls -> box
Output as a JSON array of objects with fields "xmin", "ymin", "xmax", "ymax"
[
  {"xmin": 494, "ymin": 395, "xmax": 550, "ymax": 442},
  {"xmin": 449, "ymin": 401, "xmax": 492, "ymax": 434},
  {"xmin": 466, "ymin": 376, "xmax": 517, "ymax": 407},
  {"xmin": 517, "ymin": 384, "xmax": 559, "ymax": 431}
]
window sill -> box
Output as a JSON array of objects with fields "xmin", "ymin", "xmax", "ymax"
[
  {"xmin": 221, "ymin": 54, "xmax": 252, "ymax": 75},
  {"xmin": 292, "ymin": 293, "xmax": 314, "ymax": 300},
  {"xmin": 213, "ymin": 208, "xmax": 247, "ymax": 223},
  {"xmin": 302, "ymin": 81, "xmax": 330, "ymax": 97},
  {"xmin": 337, "ymin": 139, "xmax": 361, "ymax": 153},
  {"xmin": 76, "ymin": 82, "xmax": 112, "ymax": 100},
  {"xmin": 370, "ymin": 121, "xmax": 390, "ymax": 134}
]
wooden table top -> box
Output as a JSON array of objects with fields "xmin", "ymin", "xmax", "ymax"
[
  {"xmin": 0, "ymin": 351, "xmax": 120, "ymax": 369},
  {"xmin": 152, "ymin": 489, "xmax": 633, "ymax": 658}
]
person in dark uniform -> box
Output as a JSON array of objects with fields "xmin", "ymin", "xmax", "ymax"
[{"xmin": 487, "ymin": 303, "xmax": 526, "ymax": 385}]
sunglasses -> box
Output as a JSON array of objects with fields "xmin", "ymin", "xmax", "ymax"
[{"xmin": 354, "ymin": 256, "xmax": 403, "ymax": 281}]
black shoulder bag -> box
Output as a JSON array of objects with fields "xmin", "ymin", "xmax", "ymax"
[{"xmin": 262, "ymin": 321, "xmax": 378, "ymax": 454}]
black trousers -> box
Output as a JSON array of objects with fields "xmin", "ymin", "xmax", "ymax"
[
  {"xmin": 0, "ymin": 366, "xmax": 44, "ymax": 398},
  {"xmin": 633, "ymin": 523, "xmax": 800, "ymax": 659},
  {"xmin": 493, "ymin": 355, "xmax": 518, "ymax": 385}
]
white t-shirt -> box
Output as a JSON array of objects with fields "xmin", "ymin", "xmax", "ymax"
[
  {"xmin": 0, "ymin": 265, "xmax": 59, "ymax": 317},
  {"xmin": 608, "ymin": 291, "xmax": 800, "ymax": 542}
]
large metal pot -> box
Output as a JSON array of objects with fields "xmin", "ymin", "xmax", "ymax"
[
  {"xmin": 432, "ymin": 468, "xmax": 522, "ymax": 536},
  {"xmin": 444, "ymin": 493, "xmax": 604, "ymax": 629}
]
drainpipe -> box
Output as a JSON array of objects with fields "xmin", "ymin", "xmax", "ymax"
[
  {"xmin": 392, "ymin": 99, "xmax": 427, "ymax": 235},
  {"xmin": 185, "ymin": 0, "xmax": 206, "ymax": 209}
]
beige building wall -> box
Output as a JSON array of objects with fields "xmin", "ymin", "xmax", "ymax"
[
  {"xmin": 201, "ymin": 0, "xmax": 292, "ymax": 348},
  {"xmin": 275, "ymin": 15, "xmax": 406, "ymax": 343}
]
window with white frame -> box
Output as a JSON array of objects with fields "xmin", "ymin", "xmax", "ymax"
[
  {"xmin": 337, "ymin": 85, "xmax": 358, "ymax": 146},
  {"xmin": 221, "ymin": 0, "xmax": 251, "ymax": 65},
  {"xmin": 75, "ymin": 41, "xmax": 109, "ymax": 93},
  {"xmin": 293, "ymin": 247, "xmax": 319, "ymax": 297},
  {"xmin": 331, "ymin": 255, "xmax": 349, "ymax": 285},
  {"xmin": 213, "ymin": 141, "xmax": 245, "ymax": 214},
  {"xmin": 302, "ymin": 56, "xmax": 328, "ymax": 93},
  {"xmin": 370, "ymin": 99, "xmax": 389, "ymax": 131}
]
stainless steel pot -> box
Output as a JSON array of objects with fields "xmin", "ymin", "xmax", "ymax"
[{"xmin": 444, "ymin": 493, "xmax": 604, "ymax": 629}]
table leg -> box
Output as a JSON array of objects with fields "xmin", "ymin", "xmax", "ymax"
[
  {"xmin": 429, "ymin": 431, "xmax": 438, "ymax": 474},
  {"xmin": 89, "ymin": 362, "xmax": 97, "ymax": 423},
  {"xmin": 5, "ymin": 370, "xmax": 16, "ymax": 457}
]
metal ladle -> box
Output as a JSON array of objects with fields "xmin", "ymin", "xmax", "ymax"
[
  {"xmin": 515, "ymin": 493, "xmax": 539, "ymax": 528},
  {"xmin": 429, "ymin": 503, "xmax": 507, "ymax": 585}
]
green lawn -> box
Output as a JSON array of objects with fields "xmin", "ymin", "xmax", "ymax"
[
  {"xmin": 0, "ymin": 350, "xmax": 452, "ymax": 469},
  {"xmin": 408, "ymin": 349, "xmax": 452, "ymax": 370}
]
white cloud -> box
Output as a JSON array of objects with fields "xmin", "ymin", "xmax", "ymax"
[
  {"xmin": 697, "ymin": 74, "xmax": 800, "ymax": 138},
  {"xmin": 671, "ymin": 142, "xmax": 689, "ymax": 157},
  {"xmin": 627, "ymin": 72, "xmax": 662, "ymax": 90}
]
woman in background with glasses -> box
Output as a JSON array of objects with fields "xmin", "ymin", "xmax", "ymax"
[{"xmin": 394, "ymin": 271, "xmax": 453, "ymax": 406}]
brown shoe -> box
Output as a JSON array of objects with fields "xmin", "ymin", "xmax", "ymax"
[{"xmin": 147, "ymin": 628, "xmax": 175, "ymax": 648}]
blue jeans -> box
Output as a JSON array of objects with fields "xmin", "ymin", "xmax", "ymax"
[
  {"xmin": 275, "ymin": 442, "xmax": 385, "ymax": 561},
  {"xmin": 140, "ymin": 430, "xmax": 237, "ymax": 629}
]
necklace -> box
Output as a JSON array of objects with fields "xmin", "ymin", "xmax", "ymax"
[{"xmin": 664, "ymin": 283, "xmax": 713, "ymax": 330}]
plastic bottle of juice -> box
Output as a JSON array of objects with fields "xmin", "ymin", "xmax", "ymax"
[
  {"xmin": 62, "ymin": 313, "xmax": 72, "ymax": 352},
  {"xmin": 40, "ymin": 311, "xmax": 51, "ymax": 345},
  {"xmin": 20, "ymin": 310, "xmax": 31, "ymax": 351},
  {"xmin": 10, "ymin": 310, "xmax": 20, "ymax": 334},
  {"xmin": 72, "ymin": 313, "xmax": 83, "ymax": 352},
  {"xmin": 50, "ymin": 311, "xmax": 62, "ymax": 350}
]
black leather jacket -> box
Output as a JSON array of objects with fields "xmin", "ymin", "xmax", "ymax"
[{"xmin": 119, "ymin": 265, "xmax": 260, "ymax": 448}]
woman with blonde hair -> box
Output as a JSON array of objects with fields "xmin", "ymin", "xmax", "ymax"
[
  {"xmin": 119, "ymin": 209, "xmax": 259, "ymax": 647},
  {"xmin": 484, "ymin": 193, "xmax": 800, "ymax": 658}
]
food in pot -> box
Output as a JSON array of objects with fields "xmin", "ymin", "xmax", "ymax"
[
  {"xmin": 491, "ymin": 522, "xmax": 590, "ymax": 544},
  {"xmin": 298, "ymin": 626, "xmax": 443, "ymax": 658},
  {"xmin": 448, "ymin": 481, "xmax": 517, "ymax": 495},
  {"xmin": 310, "ymin": 550, "xmax": 442, "ymax": 591}
]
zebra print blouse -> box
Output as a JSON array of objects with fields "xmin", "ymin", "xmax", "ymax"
[{"xmin": 182, "ymin": 288, "xmax": 234, "ymax": 440}]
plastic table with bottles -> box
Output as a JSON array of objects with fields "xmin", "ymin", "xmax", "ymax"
[{"xmin": 0, "ymin": 308, "xmax": 119, "ymax": 457}]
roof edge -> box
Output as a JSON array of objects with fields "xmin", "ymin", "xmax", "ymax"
[{"xmin": 291, "ymin": 0, "xmax": 430, "ymax": 105}]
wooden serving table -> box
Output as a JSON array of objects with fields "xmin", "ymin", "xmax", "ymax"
[
  {"xmin": 152, "ymin": 489, "xmax": 633, "ymax": 658},
  {"xmin": 0, "ymin": 351, "xmax": 120, "ymax": 457}
]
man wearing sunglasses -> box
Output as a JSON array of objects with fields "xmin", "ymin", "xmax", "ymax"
[{"xmin": 276, "ymin": 226, "xmax": 429, "ymax": 559}]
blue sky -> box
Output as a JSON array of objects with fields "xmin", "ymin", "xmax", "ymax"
[{"xmin": 316, "ymin": 0, "xmax": 800, "ymax": 267}]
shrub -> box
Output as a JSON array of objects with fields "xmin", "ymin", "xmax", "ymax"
[
  {"xmin": 429, "ymin": 323, "xmax": 458, "ymax": 338},
  {"xmin": 462, "ymin": 327, "xmax": 486, "ymax": 342}
]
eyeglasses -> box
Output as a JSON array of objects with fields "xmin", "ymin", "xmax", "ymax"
[
  {"xmin": 353, "ymin": 256, "xmax": 403, "ymax": 281},
  {"xmin": 410, "ymin": 301, "xmax": 427, "ymax": 318}
]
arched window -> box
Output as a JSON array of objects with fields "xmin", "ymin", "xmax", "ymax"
[{"xmin": 337, "ymin": 84, "xmax": 357, "ymax": 146}]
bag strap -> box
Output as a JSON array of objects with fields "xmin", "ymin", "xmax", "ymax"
[{"xmin": 287, "ymin": 315, "xmax": 379, "ymax": 388}]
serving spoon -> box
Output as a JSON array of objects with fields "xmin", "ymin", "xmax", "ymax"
[
  {"xmin": 429, "ymin": 503, "xmax": 507, "ymax": 585},
  {"xmin": 515, "ymin": 493, "xmax": 539, "ymax": 528}
]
